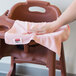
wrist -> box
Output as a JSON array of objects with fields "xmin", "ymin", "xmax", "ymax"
[
  {"xmin": 52, "ymin": 20, "xmax": 60, "ymax": 30},
  {"xmin": 53, "ymin": 18, "xmax": 63, "ymax": 29},
  {"xmin": 48, "ymin": 19, "xmax": 62, "ymax": 32}
]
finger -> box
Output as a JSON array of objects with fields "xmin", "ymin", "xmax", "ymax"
[
  {"xmin": 30, "ymin": 28, "xmax": 39, "ymax": 32},
  {"xmin": 29, "ymin": 30, "xmax": 36, "ymax": 33},
  {"xmin": 30, "ymin": 27, "xmax": 44, "ymax": 32},
  {"xmin": 36, "ymin": 31, "xmax": 46, "ymax": 35},
  {"xmin": 30, "ymin": 25, "xmax": 46, "ymax": 33}
]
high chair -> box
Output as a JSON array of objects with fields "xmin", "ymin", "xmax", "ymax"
[{"xmin": 0, "ymin": 0, "xmax": 66, "ymax": 76}]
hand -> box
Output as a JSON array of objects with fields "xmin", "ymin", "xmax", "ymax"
[{"xmin": 29, "ymin": 21, "xmax": 58, "ymax": 35}]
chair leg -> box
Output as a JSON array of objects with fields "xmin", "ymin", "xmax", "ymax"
[
  {"xmin": 60, "ymin": 44, "xmax": 66, "ymax": 76},
  {"xmin": 7, "ymin": 57, "xmax": 16, "ymax": 76},
  {"xmin": 47, "ymin": 51, "xmax": 56, "ymax": 76}
]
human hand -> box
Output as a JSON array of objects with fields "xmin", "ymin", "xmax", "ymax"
[{"xmin": 29, "ymin": 21, "xmax": 58, "ymax": 35}]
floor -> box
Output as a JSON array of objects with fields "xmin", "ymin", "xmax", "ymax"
[
  {"xmin": 0, "ymin": 73, "xmax": 19, "ymax": 76},
  {"xmin": 0, "ymin": 73, "xmax": 76, "ymax": 76}
]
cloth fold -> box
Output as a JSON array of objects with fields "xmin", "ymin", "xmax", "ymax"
[{"xmin": 4, "ymin": 20, "xmax": 70, "ymax": 56}]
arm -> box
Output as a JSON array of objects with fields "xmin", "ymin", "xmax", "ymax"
[{"xmin": 54, "ymin": 0, "xmax": 76, "ymax": 29}]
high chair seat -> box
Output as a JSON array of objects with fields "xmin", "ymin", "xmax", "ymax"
[{"xmin": 0, "ymin": 1, "xmax": 67, "ymax": 76}]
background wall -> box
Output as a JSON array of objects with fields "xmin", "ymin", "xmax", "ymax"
[{"xmin": 0, "ymin": 0, "xmax": 76, "ymax": 74}]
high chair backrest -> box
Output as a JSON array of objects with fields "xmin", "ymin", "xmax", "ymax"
[{"xmin": 8, "ymin": 1, "xmax": 61, "ymax": 22}]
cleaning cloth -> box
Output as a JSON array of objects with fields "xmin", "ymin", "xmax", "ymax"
[{"xmin": 4, "ymin": 20, "xmax": 70, "ymax": 56}]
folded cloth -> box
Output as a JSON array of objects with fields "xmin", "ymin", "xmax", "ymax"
[{"xmin": 4, "ymin": 20, "xmax": 70, "ymax": 57}]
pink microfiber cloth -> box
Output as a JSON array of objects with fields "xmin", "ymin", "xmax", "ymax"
[{"xmin": 4, "ymin": 20, "xmax": 70, "ymax": 56}]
